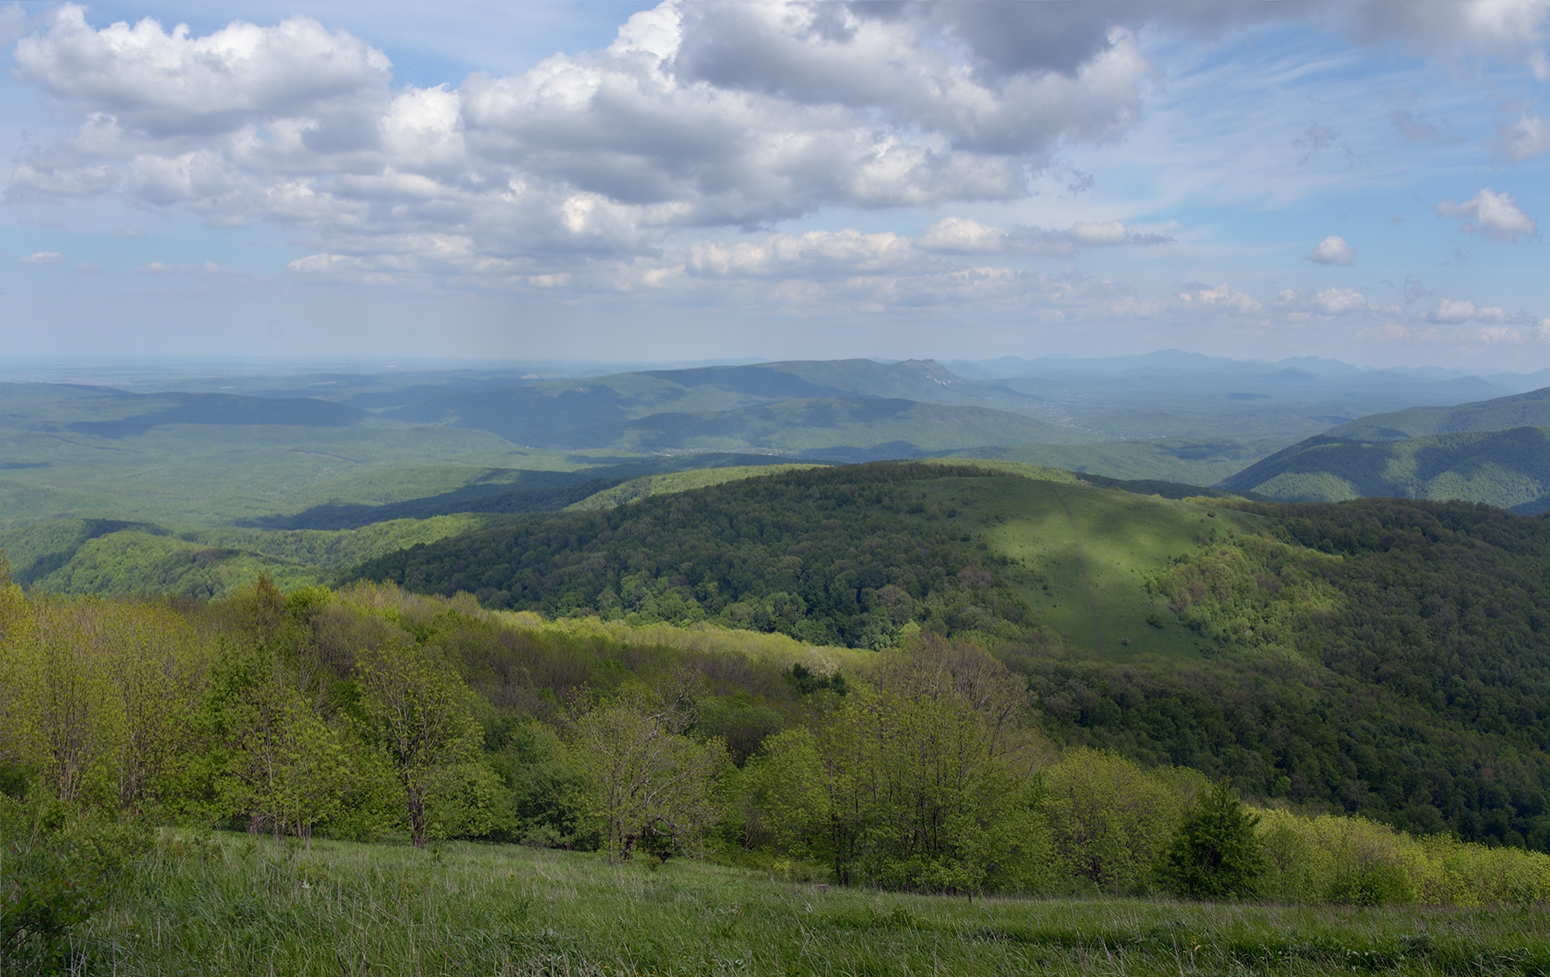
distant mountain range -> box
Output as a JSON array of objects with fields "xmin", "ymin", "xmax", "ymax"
[{"xmin": 8, "ymin": 354, "xmax": 1550, "ymax": 518}]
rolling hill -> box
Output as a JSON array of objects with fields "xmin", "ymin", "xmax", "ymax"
[
  {"xmin": 1218, "ymin": 426, "xmax": 1550, "ymax": 512},
  {"xmin": 344, "ymin": 460, "xmax": 1550, "ymax": 848},
  {"xmin": 1330, "ymin": 385, "xmax": 1550, "ymax": 440}
]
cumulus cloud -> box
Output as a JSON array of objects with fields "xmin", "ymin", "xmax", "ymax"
[
  {"xmin": 13, "ymin": 6, "xmax": 390, "ymax": 137},
  {"xmin": 5, "ymin": 2, "xmax": 1160, "ymax": 272},
  {"xmin": 1490, "ymin": 113, "xmax": 1550, "ymax": 161},
  {"xmin": 1426, "ymin": 297, "xmax": 1516, "ymax": 324},
  {"xmin": 916, "ymin": 217, "xmax": 1169, "ymax": 256},
  {"xmin": 1277, "ymin": 287, "xmax": 1372, "ymax": 315},
  {"xmin": 1437, "ymin": 188, "xmax": 1539, "ymax": 242},
  {"xmin": 689, "ymin": 229, "xmax": 912, "ymax": 278},
  {"xmin": 6, "ymin": 0, "xmax": 1544, "ymax": 321},
  {"xmin": 916, "ymin": 217, "xmax": 1010, "ymax": 254},
  {"xmin": 1306, "ymin": 235, "xmax": 1356, "ymax": 266},
  {"xmin": 1344, "ymin": 0, "xmax": 1550, "ymax": 75},
  {"xmin": 19, "ymin": 251, "xmax": 65, "ymax": 264},
  {"xmin": 1176, "ymin": 283, "xmax": 1262, "ymax": 315}
]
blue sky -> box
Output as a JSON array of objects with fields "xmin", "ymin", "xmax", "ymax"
[{"xmin": 2, "ymin": 1, "xmax": 1548, "ymax": 369}]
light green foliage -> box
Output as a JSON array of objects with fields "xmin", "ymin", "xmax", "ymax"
[
  {"xmin": 1255, "ymin": 810, "xmax": 1550, "ymax": 906},
  {"xmin": 0, "ymin": 415, "xmax": 570, "ymax": 529},
  {"xmin": 1149, "ymin": 533, "xmax": 1344, "ymax": 655},
  {"xmin": 564, "ymin": 684, "xmax": 729, "ymax": 863},
  {"xmin": 1, "ymin": 513, "xmax": 503, "ymax": 601},
  {"xmin": 567, "ymin": 465, "xmax": 821, "ymax": 511},
  {"xmin": 2, "ymin": 596, "xmax": 212, "ymax": 809},
  {"xmin": 797, "ymin": 637, "xmax": 1049, "ymax": 893},
  {"xmin": 966, "ymin": 473, "xmax": 1264, "ymax": 657},
  {"xmin": 1038, "ymin": 748, "xmax": 1203, "ymax": 894},
  {"xmin": 353, "ymin": 638, "xmax": 487, "ymax": 848},
  {"xmin": 205, "ymin": 640, "xmax": 357, "ymax": 841},
  {"xmin": 736, "ymin": 727, "xmax": 831, "ymax": 856}
]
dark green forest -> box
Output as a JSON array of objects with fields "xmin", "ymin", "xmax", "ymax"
[{"xmin": 355, "ymin": 463, "xmax": 1036, "ymax": 648}]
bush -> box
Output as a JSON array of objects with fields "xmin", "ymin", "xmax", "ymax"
[
  {"xmin": 1, "ymin": 796, "xmax": 153, "ymax": 972},
  {"xmin": 1158, "ymin": 780, "xmax": 1266, "ymax": 899}
]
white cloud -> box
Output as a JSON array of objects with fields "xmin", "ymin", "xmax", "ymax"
[
  {"xmin": 6, "ymin": 2, "xmax": 1157, "ymax": 268},
  {"xmin": 1306, "ymin": 235, "xmax": 1356, "ymax": 266},
  {"xmin": 1176, "ymin": 283, "xmax": 1262, "ymax": 315},
  {"xmin": 1428, "ymin": 297, "xmax": 1480, "ymax": 323},
  {"xmin": 1067, "ymin": 220, "xmax": 1129, "ymax": 247},
  {"xmin": 19, "ymin": 251, "xmax": 65, "ymax": 264},
  {"xmin": 1490, "ymin": 113, "xmax": 1550, "ymax": 161},
  {"xmin": 1479, "ymin": 326, "xmax": 1519, "ymax": 343},
  {"xmin": 8, "ymin": 161, "xmax": 117, "ymax": 198},
  {"xmin": 1437, "ymin": 188, "xmax": 1539, "ymax": 242},
  {"xmin": 916, "ymin": 217, "xmax": 1009, "ymax": 254},
  {"xmin": 917, "ymin": 217, "xmax": 1168, "ymax": 256},
  {"xmin": 285, "ymin": 252, "xmax": 399, "ymax": 285},
  {"xmin": 14, "ymin": 5, "xmax": 391, "ymax": 137},
  {"xmin": 690, "ymin": 229, "xmax": 913, "ymax": 278},
  {"xmin": 138, "ymin": 260, "xmax": 231, "ymax": 275},
  {"xmin": 1277, "ymin": 287, "xmax": 1372, "ymax": 315}
]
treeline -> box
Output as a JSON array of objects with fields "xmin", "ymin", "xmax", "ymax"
[
  {"xmin": 352, "ymin": 463, "xmax": 1034, "ymax": 649},
  {"xmin": 6, "ymin": 571, "xmax": 1550, "ymax": 929}
]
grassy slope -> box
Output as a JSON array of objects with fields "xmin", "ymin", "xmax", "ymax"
[
  {"xmin": 1218, "ymin": 427, "xmax": 1550, "ymax": 509},
  {"xmin": 938, "ymin": 469, "xmax": 1258, "ymax": 658},
  {"xmin": 566, "ymin": 464, "xmax": 823, "ymax": 511},
  {"xmin": 88, "ymin": 834, "xmax": 1550, "ymax": 977}
]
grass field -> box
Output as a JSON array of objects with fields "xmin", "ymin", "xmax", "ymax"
[
  {"xmin": 567, "ymin": 464, "xmax": 823, "ymax": 511},
  {"xmin": 909, "ymin": 469, "xmax": 1260, "ymax": 658},
  {"xmin": 71, "ymin": 834, "xmax": 1550, "ymax": 976}
]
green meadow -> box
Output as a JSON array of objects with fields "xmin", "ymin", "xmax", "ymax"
[
  {"xmin": 68, "ymin": 833, "xmax": 1550, "ymax": 977},
  {"xmin": 963, "ymin": 473, "xmax": 1258, "ymax": 658}
]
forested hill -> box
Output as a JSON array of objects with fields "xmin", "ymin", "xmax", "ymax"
[
  {"xmin": 349, "ymin": 462, "xmax": 1550, "ymax": 849},
  {"xmin": 1330, "ymin": 385, "xmax": 1550, "ymax": 440},
  {"xmin": 352, "ymin": 463, "xmax": 1045, "ymax": 650},
  {"xmin": 1216, "ymin": 426, "xmax": 1550, "ymax": 511}
]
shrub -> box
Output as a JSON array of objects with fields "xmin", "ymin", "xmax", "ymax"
[{"xmin": 1158, "ymin": 780, "xmax": 1266, "ymax": 899}]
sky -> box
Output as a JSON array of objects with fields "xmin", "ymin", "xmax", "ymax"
[{"xmin": 2, "ymin": 1, "xmax": 1549, "ymax": 370}]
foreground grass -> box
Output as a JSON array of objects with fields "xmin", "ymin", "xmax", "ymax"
[{"xmin": 71, "ymin": 834, "xmax": 1550, "ymax": 976}]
